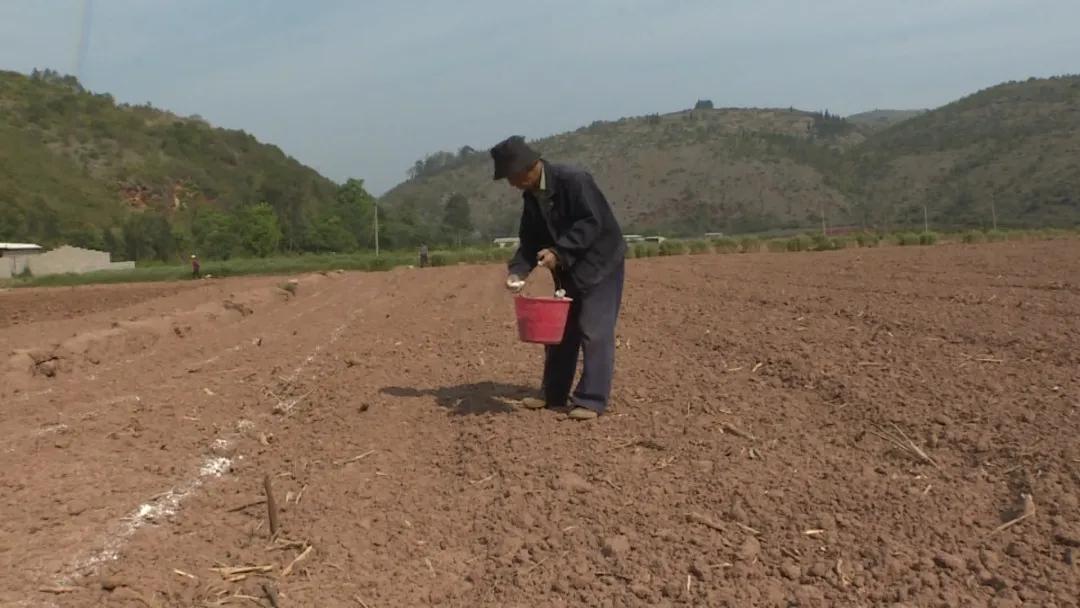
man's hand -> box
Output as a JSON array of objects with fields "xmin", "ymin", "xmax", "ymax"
[
  {"xmin": 537, "ymin": 248, "xmax": 559, "ymax": 270},
  {"xmin": 506, "ymin": 274, "xmax": 526, "ymax": 293}
]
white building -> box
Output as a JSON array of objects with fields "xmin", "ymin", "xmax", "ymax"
[
  {"xmin": 0, "ymin": 243, "xmax": 44, "ymax": 279},
  {"xmin": 0, "ymin": 243, "xmax": 134, "ymax": 279},
  {"xmin": 493, "ymin": 237, "xmax": 520, "ymax": 249}
]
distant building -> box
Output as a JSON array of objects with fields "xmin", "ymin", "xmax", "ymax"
[
  {"xmin": 644, "ymin": 236, "xmax": 667, "ymax": 244},
  {"xmin": 0, "ymin": 242, "xmax": 44, "ymax": 279},
  {"xmin": 704, "ymin": 232, "xmax": 725, "ymax": 239},
  {"xmin": 493, "ymin": 237, "xmax": 520, "ymax": 249},
  {"xmin": 0, "ymin": 244, "xmax": 134, "ymax": 279},
  {"xmin": 623, "ymin": 234, "xmax": 645, "ymax": 243}
]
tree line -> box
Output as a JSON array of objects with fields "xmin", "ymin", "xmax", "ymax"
[{"xmin": 0, "ymin": 178, "xmax": 478, "ymax": 262}]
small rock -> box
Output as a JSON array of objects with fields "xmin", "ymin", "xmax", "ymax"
[
  {"xmin": 689, "ymin": 561, "xmax": 707, "ymax": 581},
  {"xmin": 661, "ymin": 581, "xmax": 682, "ymax": 599},
  {"xmin": 737, "ymin": 536, "xmax": 761, "ymax": 561},
  {"xmin": 728, "ymin": 501, "xmax": 749, "ymax": 523},
  {"xmin": 1004, "ymin": 542, "xmax": 1024, "ymax": 558},
  {"xmin": 692, "ymin": 459, "xmax": 715, "ymax": 474},
  {"xmin": 980, "ymin": 548, "xmax": 1002, "ymax": 570},
  {"xmin": 977, "ymin": 569, "xmax": 1010, "ymax": 591},
  {"xmin": 933, "ymin": 552, "xmax": 965, "ymax": 571},
  {"xmin": 920, "ymin": 571, "xmax": 938, "ymax": 590},
  {"xmin": 555, "ymin": 472, "xmax": 592, "ymax": 493},
  {"xmin": 1060, "ymin": 493, "xmax": 1079, "ymax": 510},
  {"xmin": 807, "ymin": 561, "xmax": 830, "ymax": 579},
  {"xmin": 100, "ymin": 576, "xmax": 126, "ymax": 591},
  {"xmin": 630, "ymin": 584, "xmax": 651, "ymax": 600},
  {"xmin": 602, "ymin": 535, "xmax": 631, "ymax": 558},
  {"xmin": 780, "ymin": 562, "xmax": 801, "ymax": 580},
  {"xmin": 37, "ymin": 359, "xmax": 58, "ymax": 378},
  {"xmin": 1053, "ymin": 525, "xmax": 1080, "ymax": 548},
  {"xmin": 794, "ymin": 584, "xmax": 825, "ymax": 605},
  {"xmin": 1065, "ymin": 548, "xmax": 1076, "ymax": 566},
  {"xmin": 656, "ymin": 528, "xmax": 679, "ymax": 542}
]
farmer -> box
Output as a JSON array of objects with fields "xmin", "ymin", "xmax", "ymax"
[
  {"xmin": 190, "ymin": 254, "xmax": 201, "ymax": 279},
  {"xmin": 491, "ymin": 135, "xmax": 626, "ymax": 421},
  {"xmin": 419, "ymin": 243, "xmax": 429, "ymax": 268}
]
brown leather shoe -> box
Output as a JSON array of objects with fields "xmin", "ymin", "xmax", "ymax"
[{"xmin": 568, "ymin": 407, "xmax": 598, "ymax": 420}]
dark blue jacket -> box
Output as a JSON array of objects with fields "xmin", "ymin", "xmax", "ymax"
[{"xmin": 508, "ymin": 161, "xmax": 626, "ymax": 291}]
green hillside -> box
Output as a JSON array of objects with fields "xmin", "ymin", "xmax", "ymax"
[
  {"xmin": 384, "ymin": 76, "xmax": 1080, "ymax": 237},
  {"xmin": 0, "ymin": 69, "xmax": 382, "ymax": 259},
  {"xmin": 3, "ymin": 69, "xmax": 1078, "ymax": 260},
  {"xmin": 845, "ymin": 109, "xmax": 926, "ymax": 133},
  {"xmin": 847, "ymin": 75, "xmax": 1080, "ymax": 229},
  {"xmin": 384, "ymin": 107, "xmax": 866, "ymax": 238}
]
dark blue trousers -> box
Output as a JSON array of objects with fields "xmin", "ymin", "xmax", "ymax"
[{"xmin": 542, "ymin": 261, "xmax": 625, "ymax": 413}]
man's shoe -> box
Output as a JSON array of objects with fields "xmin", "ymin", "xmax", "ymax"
[
  {"xmin": 520, "ymin": 397, "xmax": 547, "ymax": 410},
  {"xmin": 568, "ymin": 407, "xmax": 598, "ymax": 420}
]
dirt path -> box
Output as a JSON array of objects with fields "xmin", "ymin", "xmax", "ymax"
[{"xmin": 2, "ymin": 241, "xmax": 1078, "ymax": 607}]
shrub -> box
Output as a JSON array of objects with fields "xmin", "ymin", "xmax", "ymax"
[
  {"xmin": 738, "ymin": 236, "xmax": 761, "ymax": 253},
  {"xmin": 687, "ymin": 240, "xmax": 711, "ymax": 254},
  {"xmin": 962, "ymin": 230, "xmax": 986, "ymax": 244},
  {"xmin": 855, "ymin": 232, "xmax": 880, "ymax": 247},
  {"xmin": 812, "ymin": 234, "xmax": 833, "ymax": 251},
  {"xmin": 895, "ymin": 232, "xmax": 921, "ymax": 246},
  {"xmin": 633, "ymin": 243, "xmax": 660, "ymax": 258},
  {"xmin": 919, "ymin": 231, "xmax": 939, "ymax": 245},
  {"xmin": 786, "ymin": 234, "xmax": 814, "ymax": 252},
  {"xmin": 986, "ymin": 230, "xmax": 1008, "ymax": 242},
  {"xmin": 711, "ymin": 237, "xmax": 740, "ymax": 254},
  {"xmin": 1006, "ymin": 230, "xmax": 1029, "ymax": 241},
  {"xmin": 659, "ymin": 240, "xmax": 688, "ymax": 256},
  {"xmin": 766, "ymin": 239, "xmax": 789, "ymax": 253},
  {"xmin": 831, "ymin": 236, "xmax": 851, "ymax": 249}
]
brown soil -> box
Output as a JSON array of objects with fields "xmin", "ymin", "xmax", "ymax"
[{"xmin": 2, "ymin": 241, "xmax": 1079, "ymax": 607}]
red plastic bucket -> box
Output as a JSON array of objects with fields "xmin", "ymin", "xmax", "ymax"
[{"xmin": 514, "ymin": 296, "xmax": 572, "ymax": 344}]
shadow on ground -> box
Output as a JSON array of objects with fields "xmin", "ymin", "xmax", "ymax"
[{"xmin": 381, "ymin": 382, "xmax": 536, "ymax": 416}]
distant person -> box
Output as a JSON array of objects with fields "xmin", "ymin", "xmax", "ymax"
[
  {"xmin": 190, "ymin": 254, "xmax": 200, "ymax": 279},
  {"xmin": 491, "ymin": 135, "xmax": 626, "ymax": 421},
  {"xmin": 419, "ymin": 244, "xmax": 429, "ymax": 268}
]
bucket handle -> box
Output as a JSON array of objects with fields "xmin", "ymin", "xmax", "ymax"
[{"xmin": 549, "ymin": 268, "xmax": 568, "ymax": 298}]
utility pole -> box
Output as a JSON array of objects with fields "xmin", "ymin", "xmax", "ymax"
[
  {"xmin": 990, "ymin": 198, "xmax": 998, "ymax": 231},
  {"xmin": 374, "ymin": 202, "xmax": 380, "ymax": 257},
  {"xmin": 923, "ymin": 204, "xmax": 929, "ymax": 233},
  {"xmin": 820, "ymin": 205, "xmax": 827, "ymax": 237}
]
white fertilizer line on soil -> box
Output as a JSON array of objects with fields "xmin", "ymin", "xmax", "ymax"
[
  {"xmin": 57, "ymin": 447, "xmax": 234, "ymax": 585},
  {"xmin": 50, "ymin": 307, "xmax": 362, "ymax": 592}
]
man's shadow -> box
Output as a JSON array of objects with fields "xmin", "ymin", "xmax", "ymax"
[{"xmin": 380, "ymin": 382, "xmax": 535, "ymax": 416}]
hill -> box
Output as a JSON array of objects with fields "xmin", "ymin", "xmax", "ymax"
[
  {"xmin": 0, "ymin": 69, "xmax": 372, "ymax": 260},
  {"xmin": 845, "ymin": 109, "xmax": 926, "ymax": 132},
  {"xmin": 383, "ymin": 76, "xmax": 1080, "ymax": 237},
  {"xmin": 846, "ymin": 75, "xmax": 1080, "ymax": 229},
  {"xmin": 383, "ymin": 107, "xmax": 865, "ymax": 238}
]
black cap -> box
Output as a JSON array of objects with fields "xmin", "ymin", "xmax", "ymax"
[{"xmin": 489, "ymin": 135, "xmax": 541, "ymax": 180}]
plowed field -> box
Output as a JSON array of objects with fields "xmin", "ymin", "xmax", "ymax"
[{"xmin": 2, "ymin": 241, "xmax": 1078, "ymax": 607}]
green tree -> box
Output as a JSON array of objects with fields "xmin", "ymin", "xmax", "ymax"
[
  {"xmin": 191, "ymin": 208, "xmax": 239, "ymax": 260},
  {"xmin": 236, "ymin": 203, "xmax": 283, "ymax": 257},
  {"xmin": 335, "ymin": 178, "xmax": 377, "ymax": 248},
  {"xmin": 442, "ymin": 193, "xmax": 473, "ymax": 243},
  {"xmin": 121, "ymin": 209, "xmax": 176, "ymax": 261},
  {"xmin": 304, "ymin": 212, "xmax": 357, "ymax": 252}
]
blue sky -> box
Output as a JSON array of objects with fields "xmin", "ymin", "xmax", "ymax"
[{"xmin": 1, "ymin": 0, "xmax": 1078, "ymax": 194}]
